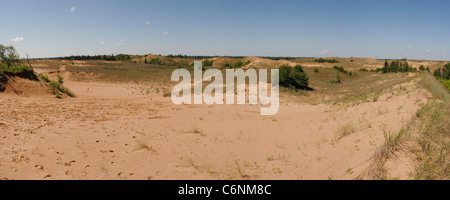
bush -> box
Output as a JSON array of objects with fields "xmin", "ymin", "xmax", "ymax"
[
  {"xmin": 40, "ymin": 74, "xmax": 50, "ymax": 83},
  {"xmin": 314, "ymin": 68, "xmax": 319, "ymax": 73},
  {"xmin": 441, "ymin": 79, "xmax": 450, "ymax": 90},
  {"xmin": 149, "ymin": 58, "xmax": 161, "ymax": 64},
  {"xmin": 279, "ymin": 65, "xmax": 310, "ymax": 90},
  {"xmin": 333, "ymin": 66, "xmax": 349, "ymax": 75},
  {"xmin": 1, "ymin": 65, "xmax": 32, "ymax": 74},
  {"xmin": 419, "ymin": 65, "xmax": 426, "ymax": 71},
  {"xmin": 203, "ymin": 59, "xmax": 213, "ymax": 67},
  {"xmin": 359, "ymin": 68, "xmax": 368, "ymax": 72}
]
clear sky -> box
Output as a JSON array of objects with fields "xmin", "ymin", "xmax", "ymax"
[{"xmin": 1, "ymin": 0, "xmax": 449, "ymax": 60}]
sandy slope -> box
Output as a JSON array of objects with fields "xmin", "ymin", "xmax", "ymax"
[{"xmin": 0, "ymin": 76, "xmax": 430, "ymax": 180}]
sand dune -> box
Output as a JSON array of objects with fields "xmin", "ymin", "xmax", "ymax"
[{"xmin": 0, "ymin": 74, "xmax": 430, "ymax": 180}]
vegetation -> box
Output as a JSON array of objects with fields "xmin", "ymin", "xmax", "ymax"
[
  {"xmin": 314, "ymin": 68, "xmax": 319, "ymax": 73},
  {"xmin": 48, "ymin": 54, "xmax": 131, "ymax": 61},
  {"xmin": 202, "ymin": 59, "xmax": 213, "ymax": 67},
  {"xmin": 313, "ymin": 58, "xmax": 338, "ymax": 63},
  {"xmin": 48, "ymin": 75, "xmax": 76, "ymax": 98},
  {"xmin": 333, "ymin": 66, "xmax": 351, "ymax": 75},
  {"xmin": 279, "ymin": 65, "xmax": 310, "ymax": 90},
  {"xmin": 382, "ymin": 60, "xmax": 417, "ymax": 73},
  {"xmin": 432, "ymin": 63, "xmax": 450, "ymax": 90},
  {"xmin": 222, "ymin": 60, "xmax": 251, "ymax": 69},
  {"xmin": 149, "ymin": 58, "xmax": 162, "ymax": 64}
]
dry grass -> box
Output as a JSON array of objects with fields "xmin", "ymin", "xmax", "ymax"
[
  {"xmin": 337, "ymin": 123, "xmax": 356, "ymax": 139},
  {"xmin": 363, "ymin": 72, "xmax": 449, "ymax": 180}
]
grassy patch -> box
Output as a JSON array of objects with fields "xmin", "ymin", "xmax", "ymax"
[{"xmin": 366, "ymin": 73, "xmax": 449, "ymax": 180}]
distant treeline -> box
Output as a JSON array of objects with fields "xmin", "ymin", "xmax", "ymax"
[
  {"xmin": 46, "ymin": 54, "xmax": 132, "ymax": 61},
  {"xmin": 40, "ymin": 54, "xmax": 314, "ymax": 61}
]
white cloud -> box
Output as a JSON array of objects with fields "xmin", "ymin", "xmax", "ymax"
[
  {"xmin": 100, "ymin": 41, "xmax": 105, "ymax": 45},
  {"xmin": 67, "ymin": 7, "xmax": 76, "ymax": 13},
  {"xmin": 200, "ymin": 29, "xmax": 205, "ymax": 32},
  {"xmin": 145, "ymin": 21, "xmax": 150, "ymax": 25},
  {"xmin": 162, "ymin": 32, "xmax": 169, "ymax": 36},
  {"xmin": 11, "ymin": 37, "xmax": 24, "ymax": 42},
  {"xmin": 425, "ymin": 50, "xmax": 431, "ymax": 53},
  {"xmin": 117, "ymin": 40, "xmax": 128, "ymax": 46},
  {"xmin": 407, "ymin": 45, "xmax": 413, "ymax": 48},
  {"xmin": 321, "ymin": 49, "xmax": 330, "ymax": 55},
  {"xmin": 404, "ymin": 52, "xmax": 408, "ymax": 56},
  {"xmin": 442, "ymin": 51, "xmax": 448, "ymax": 55}
]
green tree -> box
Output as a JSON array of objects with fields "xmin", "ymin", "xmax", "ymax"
[
  {"xmin": 0, "ymin": 44, "xmax": 20, "ymax": 67},
  {"xmin": 419, "ymin": 65, "xmax": 426, "ymax": 71},
  {"xmin": 279, "ymin": 65, "xmax": 310, "ymax": 89},
  {"xmin": 443, "ymin": 63, "xmax": 450, "ymax": 80},
  {"xmin": 383, "ymin": 60, "xmax": 389, "ymax": 73},
  {"xmin": 434, "ymin": 68, "xmax": 442, "ymax": 78}
]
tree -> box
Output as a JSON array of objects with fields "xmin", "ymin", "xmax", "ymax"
[
  {"xmin": 0, "ymin": 44, "xmax": 20, "ymax": 67},
  {"xmin": 434, "ymin": 68, "xmax": 442, "ymax": 78},
  {"xmin": 419, "ymin": 65, "xmax": 426, "ymax": 71},
  {"xmin": 443, "ymin": 63, "xmax": 450, "ymax": 80},
  {"xmin": 279, "ymin": 65, "xmax": 310, "ymax": 89},
  {"xmin": 383, "ymin": 60, "xmax": 389, "ymax": 73}
]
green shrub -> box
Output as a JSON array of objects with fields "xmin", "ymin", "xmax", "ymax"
[
  {"xmin": 203, "ymin": 59, "xmax": 214, "ymax": 67},
  {"xmin": 1, "ymin": 65, "xmax": 32, "ymax": 73},
  {"xmin": 279, "ymin": 65, "xmax": 310, "ymax": 90},
  {"xmin": 419, "ymin": 65, "xmax": 426, "ymax": 71},
  {"xmin": 41, "ymin": 74, "xmax": 50, "ymax": 83},
  {"xmin": 441, "ymin": 79, "xmax": 450, "ymax": 90},
  {"xmin": 314, "ymin": 68, "xmax": 319, "ymax": 73},
  {"xmin": 149, "ymin": 58, "xmax": 161, "ymax": 64},
  {"xmin": 57, "ymin": 74, "xmax": 64, "ymax": 84},
  {"xmin": 359, "ymin": 68, "xmax": 369, "ymax": 72}
]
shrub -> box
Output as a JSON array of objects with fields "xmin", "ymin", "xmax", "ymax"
[
  {"xmin": 149, "ymin": 58, "xmax": 161, "ymax": 64},
  {"xmin": 441, "ymin": 79, "xmax": 450, "ymax": 90},
  {"xmin": 41, "ymin": 74, "xmax": 50, "ymax": 83},
  {"xmin": 279, "ymin": 65, "xmax": 310, "ymax": 90},
  {"xmin": 57, "ymin": 74, "xmax": 64, "ymax": 84},
  {"xmin": 314, "ymin": 68, "xmax": 319, "ymax": 73},
  {"xmin": 203, "ymin": 59, "xmax": 213, "ymax": 67},
  {"xmin": 359, "ymin": 68, "xmax": 369, "ymax": 72},
  {"xmin": 419, "ymin": 65, "xmax": 426, "ymax": 71}
]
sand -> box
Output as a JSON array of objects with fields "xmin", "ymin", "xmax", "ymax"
[{"xmin": 0, "ymin": 74, "xmax": 429, "ymax": 180}]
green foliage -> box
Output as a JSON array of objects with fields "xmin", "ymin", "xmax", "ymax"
[
  {"xmin": 202, "ymin": 59, "xmax": 214, "ymax": 67},
  {"xmin": 279, "ymin": 65, "xmax": 310, "ymax": 90},
  {"xmin": 419, "ymin": 65, "xmax": 426, "ymax": 71},
  {"xmin": 48, "ymin": 76, "xmax": 76, "ymax": 98},
  {"xmin": 0, "ymin": 44, "xmax": 20, "ymax": 67},
  {"xmin": 57, "ymin": 74, "xmax": 64, "ymax": 85},
  {"xmin": 0, "ymin": 65, "xmax": 32, "ymax": 74},
  {"xmin": 314, "ymin": 58, "xmax": 338, "ymax": 63},
  {"xmin": 149, "ymin": 58, "xmax": 161, "ymax": 64},
  {"xmin": 40, "ymin": 74, "xmax": 50, "ymax": 83},
  {"xmin": 359, "ymin": 68, "xmax": 369, "ymax": 72},
  {"xmin": 441, "ymin": 79, "xmax": 450, "ymax": 91},
  {"xmin": 333, "ymin": 66, "xmax": 349, "ymax": 75},
  {"xmin": 222, "ymin": 60, "xmax": 251, "ymax": 69},
  {"xmin": 383, "ymin": 60, "xmax": 416, "ymax": 73},
  {"xmin": 444, "ymin": 63, "xmax": 450, "ymax": 80},
  {"xmin": 314, "ymin": 68, "xmax": 319, "ymax": 73}
]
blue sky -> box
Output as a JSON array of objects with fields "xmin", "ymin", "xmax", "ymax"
[{"xmin": 1, "ymin": 0, "xmax": 449, "ymax": 60}]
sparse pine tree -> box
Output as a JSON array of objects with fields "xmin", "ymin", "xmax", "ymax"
[{"xmin": 383, "ymin": 60, "xmax": 389, "ymax": 73}]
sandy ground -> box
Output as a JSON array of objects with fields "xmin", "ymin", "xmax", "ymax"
[{"xmin": 0, "ymin": 75, "xmax": 430, "ymax": 180}]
